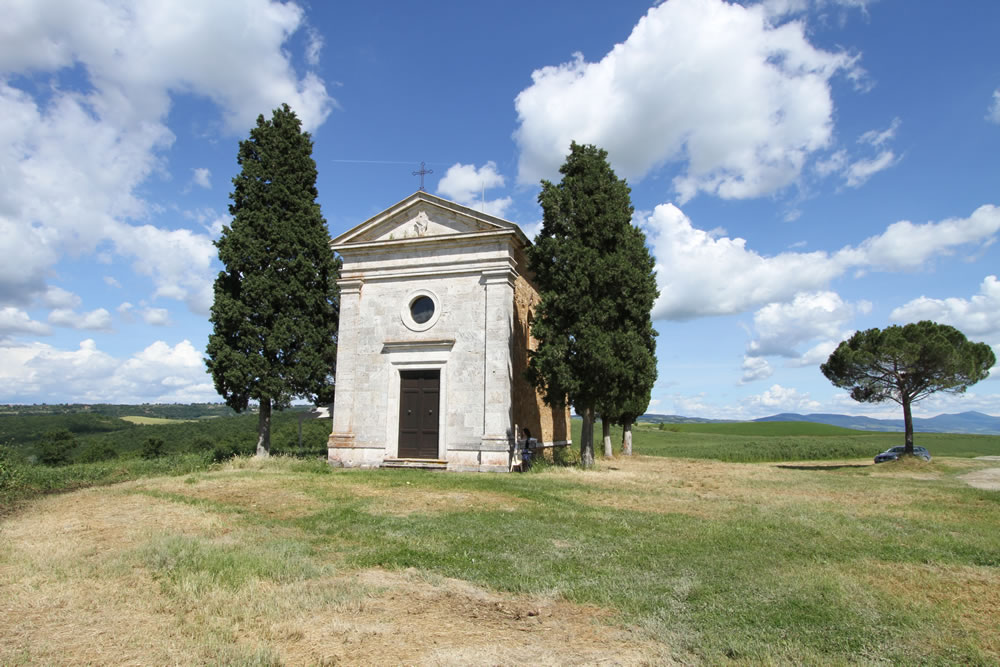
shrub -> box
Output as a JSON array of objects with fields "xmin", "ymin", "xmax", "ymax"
[
  {"xmin": 141, "ymin": 438, "xmax": 166, "ymax": 460},
  {"xmin": 0, "ymin": 445, "xmax": 25, "ymax": 500},
  {"xmin": 552, "ymin": 444, "xmax": 580, "ymax": 466},
  {"xmin": 189, "ymin": 438, "xmax": 214, "ymax": 453},
  {"xmin": 77, "ymin": 443, "xmax": 120, "ymax": 463},
  {"xmin": 37, "ymin": 430, "xmax": 78, "ymax": 466},
  {"xmin": 210, "ymin": 440, "xmax": 254, "ymax": 463}
]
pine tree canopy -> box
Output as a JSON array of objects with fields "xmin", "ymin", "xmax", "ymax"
[
  {"xmin": 821, "ymin": 320, "xmax": 994, "ymax": 452},
  {"xmin": 206, "ymin": 104, "xmax": 340, "ymax": 424}
]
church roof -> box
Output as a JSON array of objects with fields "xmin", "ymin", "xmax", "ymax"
[{"xmin": 331, "ymin": 191, "xmax": 530, "ymax": 251}]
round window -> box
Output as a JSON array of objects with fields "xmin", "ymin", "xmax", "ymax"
[
  {"xmin": 410, "ymin": 295, "xmax": 435, "ymax": 324},
  {"xmin": 401, "ymin": 289, "xmax": 441, "ymax": 332}
]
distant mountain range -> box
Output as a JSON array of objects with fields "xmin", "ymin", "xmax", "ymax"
[
  {"xmin": 639, "ymin": 411, "xmax": 1000, "ymax": 435},
  {"xmin": 753, "ymin": 411, "xmax": 1000, "ymax": 435}
]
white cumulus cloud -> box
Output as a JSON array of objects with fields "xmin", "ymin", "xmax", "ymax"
[
  {"xmin": 41, "ymin": 286, "xmax": 82, "ymax": 310},
  {"xmin": 740, "ymin": 356, "xmax": 773, "ymax": 384},
  {"xmin": 0, "ymin": 0, "xmax": 335, "ymax": 315},
  {"xmin": 108, "ymin": 223, "xmax": 217, "ymax": 314},
  {"xmin": 748, "ymin": 291, "xmax": 869, "ymax": 358},
  {"xmin": 641, "ymin": 203, "xmax": 1000, "ymax": 321},
  {"xmin": 0, "ymin": 338, "xmax": 217, "ymax": 403},
  {"xmin": 436, "ymin": 161, "xmax": 513, "ymax": 219},
  {"xmin": 838, "ymin": 204, "xmax": 1000, "ymax": 272},
  {"xmin": 141, "ymin": 307, "xmax": 171, "ymax": 326},
  {"xmin": 743, "ymin": 384, "xmax": 821, "ymax": 415},
  {"xmin": 640, "ymin": 203, "xmax": 842, "ymax": 320},
  {"xmin": 513, "ymin": 0, "xmax": 860, "ymax": 202},
  {"xmin": 890, "ymin": 275, "xmax": 1000, "ymax": 345},
  {"xmin": 0, "ymin": 307, "xmax": 52, "ymax": 338},
  {"xmin": 48, "ymin": 307, "xmax": 114, "ymax": 331},
  {"xmin": 192, "ymin": 167, "xmax": 212, "ymax": 189}
]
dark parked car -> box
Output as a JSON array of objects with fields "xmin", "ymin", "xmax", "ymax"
[{"xmin": 874, "ymin": 445, "xmax": 931, "ymax": 463}]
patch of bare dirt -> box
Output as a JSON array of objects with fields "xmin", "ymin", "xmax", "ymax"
[
  {"xmin": 267, "ymin": 569, "xmax": 674, "ymax": 666},
  {"xmin": 959, "ymin": 468, "xmax": 1000, "ymax": 491}
]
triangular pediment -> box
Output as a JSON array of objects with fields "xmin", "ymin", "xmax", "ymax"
[{"xmin": 332, "ymin": 191, "xmax": 526, "ymax": 248}]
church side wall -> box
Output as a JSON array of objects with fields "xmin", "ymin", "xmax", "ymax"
[{"xmin": 511, "ymin": 275, "xmax": 572, "ymax": 448}]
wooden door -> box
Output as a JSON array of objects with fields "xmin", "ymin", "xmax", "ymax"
[{"xmin": 398, "ymin": 369, "xmax": 440, "ymax": 459}]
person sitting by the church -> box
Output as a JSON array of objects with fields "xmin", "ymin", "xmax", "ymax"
[{"xmin": 520, "ymin": 428, "xmax": 534, "ymax": 470}]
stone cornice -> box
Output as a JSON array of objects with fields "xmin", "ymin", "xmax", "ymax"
[
  {"xmin": 332, "ymin": 228, "xmax": 521, "ymax": 254},
  {"xmin": 381, "ymin": 339, "xmax": 456, "ymax": 353}
]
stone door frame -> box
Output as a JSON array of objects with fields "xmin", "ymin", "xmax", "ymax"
[{"xmin": 381, "ymin": 339, "xmax": 453, "ymax": 461}]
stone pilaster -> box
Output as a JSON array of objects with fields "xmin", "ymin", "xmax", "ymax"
[
  {"xmin": 328, "ymin": 279, "xmax": 363, "ymax": 456},
  {"xmin": 480, "ymin": 269, "xmax": 515, "ymax": 451}
]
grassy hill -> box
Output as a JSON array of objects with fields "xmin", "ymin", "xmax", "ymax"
[{"xmin": 2, "ymin": 454, "xmax": 998, "ymax": 663}]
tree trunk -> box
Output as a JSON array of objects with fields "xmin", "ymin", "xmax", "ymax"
[
  {"xmin": 622, "ymin": 421, "xmax": 633, "ymax": 456},
  {"xmin": 580, "ymin": 407, "xmax": 595, "ymax": 468},
  {"xmin": 256, "ymin": 398, "xmax": 271, "ymax": 457},
  {"xmin": 602, "ymin": 416, "xmax": 613, "ymax": 458},
  {"xmin": 902, "ymin": 397, "xmax": 914, "ymax": 455}
]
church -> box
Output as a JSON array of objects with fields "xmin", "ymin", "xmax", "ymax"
[{"xmin": 327, "ymin": 191, "xmax": 572, "ymax": 472}]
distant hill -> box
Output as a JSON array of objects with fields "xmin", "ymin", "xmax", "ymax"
[
  {"xmin": 638, "ymin": 414, "xmax": 737, "ymax": 425},
  {"xmin": 753, "ymin": 411, "xmax": 1000, "ymax": 435}
]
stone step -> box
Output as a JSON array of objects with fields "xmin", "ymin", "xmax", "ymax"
[{"xmin": 381, "ymin": 458, "xmax": 448, "ymax": 470}]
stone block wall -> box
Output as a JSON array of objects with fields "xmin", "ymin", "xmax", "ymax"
[{"xmin": 512, "ymin": 273, "xmax": 572, "ymax": 447}]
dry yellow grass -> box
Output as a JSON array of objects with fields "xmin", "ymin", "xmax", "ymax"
[
  {"xmin": 147, "ymin": 475, "xmax": 326, "ymax": 520},
  {"xmin": 858, "ymin": 560, "xmax": 1000, "ymax": 658},
  {"xmin": 3, "ymin": 454, "xmax": 997, "ymax": 665},
  {"xmin": 0, "ymin": 469, "xmax": 673, "ymax": 665},
  {"xmin": 559, "ymin": 456, "xmax": 999, "ymax": 524},
  {"xmin": 120, "ymin": 415, "xmax": 195, "ymax": 425}
]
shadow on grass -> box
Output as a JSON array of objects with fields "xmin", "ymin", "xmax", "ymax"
[{"xmin": 775, "ymin": 463, "xmax": 872, "ymax": 471}]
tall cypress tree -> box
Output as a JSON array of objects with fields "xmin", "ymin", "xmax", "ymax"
[
  {"xmin": 526, "ymin": 142, "xmax": 657, "ymax": 467},
  {"xmin": 597, "ymin": 222, "xmax": 658, "ymax": 457},
  {"xmin": 206, "ymin": 104, "xmax": 340, "ymax": 456}
]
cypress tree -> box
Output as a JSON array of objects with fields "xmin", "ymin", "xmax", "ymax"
[
  {"xmin": 526, "ymin": 142, "xmax": 657, "ymax": 467},
  {"xmin": 598, "ymin": 222, "xmax": 658, "ymax": 457},
  {"xmin": 206, "ymin": 104, "xmax": 340, "ymax": 456}
]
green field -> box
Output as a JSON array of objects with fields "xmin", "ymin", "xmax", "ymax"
[
  {"xmin": 0, "ymin": 408, "xmax": 333, "ymax": 506},
  {"xmin": 3, "ymin": 410, "xmax": 999, "ymax": 509},
  {"xmin": 580, "ymin": 419, "xmax": 1000, "ymax": 462}
]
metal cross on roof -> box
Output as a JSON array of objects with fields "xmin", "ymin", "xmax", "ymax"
[{"xmin": 412, "ymin": 161, "xmax": 433, "ymax": 191}]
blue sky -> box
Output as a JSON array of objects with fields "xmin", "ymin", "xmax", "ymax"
[{"xmin": 2, "ymin": 0, "xmax": 998, "ymax": 420}]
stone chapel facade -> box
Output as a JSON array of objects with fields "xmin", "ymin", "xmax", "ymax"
[{"xmin": 327, "ymin": 191, "xmax": 572, "ymax": 472}]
